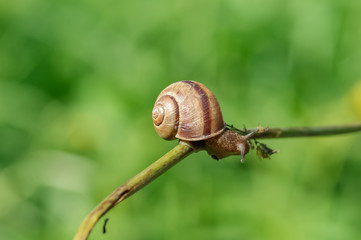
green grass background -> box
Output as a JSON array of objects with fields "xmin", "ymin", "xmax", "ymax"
[{"xmin": 1, "ymin": 0, "xmax": 361, "ymax": 239}]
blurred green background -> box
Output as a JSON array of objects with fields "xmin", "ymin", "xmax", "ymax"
[{"xmin": 1, "ymin": 0, "xmax": 361, "ymax": 239}]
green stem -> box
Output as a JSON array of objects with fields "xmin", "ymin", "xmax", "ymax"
[
  {"xmin": 74, "ymin": 122, "xmax": 361, "ymax": 239},
  {"xmin": 246, "ymin": 123, "xmax": 361, "ymax": 139},
  {"xmin": 73, "ymin": 141, "xmax": 194, "ymax": 240}
]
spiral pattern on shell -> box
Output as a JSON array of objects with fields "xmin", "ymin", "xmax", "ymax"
[{"xmin": 152, "ymin": 80, "xmax": 226, "ymax": 141}]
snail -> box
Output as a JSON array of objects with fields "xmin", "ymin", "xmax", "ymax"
[{"xmin": 152, "ymin": 80, "xmax": 258, "ymax": 162}]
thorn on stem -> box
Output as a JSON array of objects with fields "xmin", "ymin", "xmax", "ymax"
[{"xmin": 103, "ymin": 218, "xmax": 110, "ymax": 234}]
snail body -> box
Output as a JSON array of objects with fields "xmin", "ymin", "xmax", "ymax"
[{"xmin": 152, "ymin": 80, "xmax": 258, "ymax": 162}]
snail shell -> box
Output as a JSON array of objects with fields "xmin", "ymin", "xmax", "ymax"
[{"xmin": 152, "ymin": 80, "xmax": 226, "ymax": 141}]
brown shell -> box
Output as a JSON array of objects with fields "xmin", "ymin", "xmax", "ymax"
[{"xmin": 152, "ymin": 80, "xmax": 226, "ymax": 141}]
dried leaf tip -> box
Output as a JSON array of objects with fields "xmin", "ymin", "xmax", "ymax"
[{"xmin": 255, "ymin": 142, "xmax": 279, "ymax": 160}]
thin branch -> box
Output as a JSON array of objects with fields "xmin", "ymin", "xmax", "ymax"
[
  {"xmin": 74, "ymin": 122, "xmax": 361, "ymax": 239},
  {"xmin": 228, "ymin": 123, "xmax": 361, "ymax": 139},
  {"xmin": 73, "ymin": 141, "xmax": 193, "ymax": 240}
]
